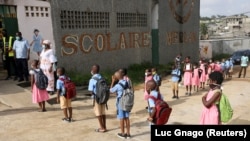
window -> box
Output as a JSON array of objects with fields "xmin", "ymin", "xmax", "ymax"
[
  {"xmin": 117, "ymin": 12, "xmax": 147, "ymax": 28},
  {"xmin": 60, "ymin": 10, "xmax": 110, "ymax": 29}
]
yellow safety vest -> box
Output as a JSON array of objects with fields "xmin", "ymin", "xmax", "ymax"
[{"xmin": 3, "ymin": 36, "xmax": 14, "ymax": 57}]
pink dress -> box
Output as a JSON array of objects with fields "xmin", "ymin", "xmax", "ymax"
[
  {"xmin": 192, "ymin": 68, "xmax": 200, "ymax": 86},
  {"xmin": 214, "ymin": 64, "xmax": 222, "ymax": 72},
  {"xmin": 200, "ymin": 89, "xmax": 220, "ymax": 125},
  {"xmin": 199, "ymin": 63, "xmax": 206, "ymax": 83},
  {"xmin": 144, "ymin": 75, "xmax": 153, "ymax": 100},
  {"xmin": 29, "ymin": 69, "xmax": 50, "ymax": 103},
  {"xmin": 183, "ymin": 63, "xmax": 192, "ymax": 86}
]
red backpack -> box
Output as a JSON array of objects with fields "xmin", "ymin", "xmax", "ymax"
[
  {"xmin": 148, "ymin": 94, "xmax": 172, "ymax": 125},
  {"xmin": 59, "ymin": 77, "xmax": 76, "ymax": 99}
]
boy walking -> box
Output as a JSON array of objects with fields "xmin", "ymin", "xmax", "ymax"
[
  {"xmin": 151, "ymin": 67, "xmax": 161, "ymax": 92},
  {"xmin": 56, "ymin": 67, "xmax": 73, "ymax": 122},
  {"xmin": 171, "ymin": 65, "xmax": 181, "ymax": 99},
  {"xmin": 88, "ymin": 64, "xmax": 107, "ymax": 132}
]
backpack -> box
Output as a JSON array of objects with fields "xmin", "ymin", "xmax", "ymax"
[
  {"xmin": 219, "ymin": 93, "xmax": 233, "ymax": 123},
  {"xmin": 118, "ymin": 82, "xmax": 134, "ymax": 112},
  {"xmin": 33, "ymin": 69, "xmax": 48, "ymax": 90},
  {"xmin": 59, "ymin": 77, "xmax": 76, "ymax": 99},
  {"xmin": 148, "ymin": 93, "xmax": 172, "ymax": 125},
  {"xmin": 92, "ymin": 77, "xmax": 110, "ymax": 105}
]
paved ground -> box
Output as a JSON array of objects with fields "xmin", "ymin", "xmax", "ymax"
[{"xmin": 0, "ymin": 65, "xmax": 250, "ymax": 141}]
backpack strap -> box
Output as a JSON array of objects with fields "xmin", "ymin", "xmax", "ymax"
[{"xmin": 118, "ymin": 82, "xmax": 128, "ymax": 89}]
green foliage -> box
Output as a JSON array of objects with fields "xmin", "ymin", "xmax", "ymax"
[
  {"xmin": 212, "ymin": 53, "xmax": 231, "ymax": 62},
  {"xmin": 200, "ymin": 23, "xmax": 208, "ymax": 35},
  {"xmin": 66, "ymin": 61, "xmax": 174, "ymax": 86}
]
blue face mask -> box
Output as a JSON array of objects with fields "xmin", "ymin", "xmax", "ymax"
[{"xmin": 16, "ymin": 36, "xmax": 20, "ymax": 40}]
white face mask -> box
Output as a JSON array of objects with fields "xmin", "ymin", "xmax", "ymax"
[
  {"xmin": 42, "ymin": 45, "xmax": 46, "ymax": 49},
  {"xmin": 91, "ymin": 71, "xmax": 94, "ymax": 75},
  {"xmin": 145, "ymin": 73, "xmax": 148, "ymax": 76}
]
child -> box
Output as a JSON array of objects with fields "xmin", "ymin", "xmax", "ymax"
[
  {"xmin": 144, "ymin": 68, "xmax": 153, "ymax": 101},
  {"xmin": 199, "ymin": 59, "xmax": 207, "ymax": 89},
  {"xmin": 146, "ymin": 80, "xmax": 163, "ymax": 124},
  {"xmin": 183, "ymin": 56, "xmax": 193, "ymax": 95},
  {"xmin": 192, "ymin": 62, "xmax": 201, "ymax": 92},
  {"xmin": 171, "ymin": 65, "xmax": 181, "ymax": 99},
  {"xmin": 200, "ymin": 71, "xmax": 224, "ymax": 125},
  {"xmin": 29, "ymin": 60, "xmax": 49, "ymax": 112},
  {"xmin": 56, "ymin": 67, "xmax": 73, "ymax": 122},
  {"xmin": 110, "ymin": 71, "xmax": 131, "ymax": 139},
  {"xmin": 152, "ymin": 67, "xmax": 161, "ymax": 92}
]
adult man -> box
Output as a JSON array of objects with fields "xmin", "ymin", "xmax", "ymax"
[
  {"xmin": 13, "ymin": 32, "xmax": 30, "ymax": 82},
  {"xmin": 238, "ymin": 52, "xmax": 249, "ymax": 78},
  {"xmin": 1, "ymin": 29, "xmax": 18, "ymax": 80},
  {"xmin": 88, "ymin": 64, "xmax": 107, "ymax": 132}
]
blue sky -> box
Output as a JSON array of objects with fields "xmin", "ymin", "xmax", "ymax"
[{"xmin": 200, "ymin": 0, "xmax": 250, "ymax": 17}]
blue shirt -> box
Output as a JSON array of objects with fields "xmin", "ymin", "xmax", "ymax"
[
  {"xmin": 153, "ymin": 73, "xmax": 160, "ymax": 84},
  {"xmin": 171, "ymin": 69, "xmax": 180, "ymax": 82},
  {"xmin": 110, "ymin": 79, "xmax": 127, "ymax": 99},
  {"xmin": 148, "ymin": 90, "xmax": 163, "ymax": 113},
  {"xmin": 88, "ymin": 74, "xmax": 102, "ymax": 94},
  {"xmin": 56, "ymin": 75, "xmax": 67, "ymax": 96},
  {"xmin": 13, "ymin": 38, "xmax": 30, "ymax": 59}
]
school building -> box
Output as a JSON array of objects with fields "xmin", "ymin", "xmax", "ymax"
[{"xmin": 0, "ymin": 0, "xmax": 200, "ymax": 73}]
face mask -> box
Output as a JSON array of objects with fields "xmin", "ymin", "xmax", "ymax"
[
  {"xmin": 145, "ymin": 73, "xmax": 148, "ymax": 76},
  {"xmin": 57, "ymin": 73, "xmax": 60, "ymax": 77},
  {"xmin": 16, "ymin": 36, "xmax": 20, "ymax": 40},
  {"xmin": 193, "ymin": 66, "xmax": 197, "ymax": 69},
  {"xmin": 152, "ymin": 72, "xmax": 156, "ymax": 75},
  {"xmin": 91, "ymin": 71, "xmax": 94, "ymax": 75},
  {"xmin": 42, "ymin": 45, "xmax": 46, "ymax": 49},
  {"xmin": 209, "ymin": 83, "xmax": 220, "ymax": 89}
]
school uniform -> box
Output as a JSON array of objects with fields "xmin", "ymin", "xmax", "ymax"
[
  {"xmin": 183, "ymin": 63, "xmax": 193, "ymax": 86},
  {"xmin": 57, "ymin": 75, "xmax": 72, "ymax": 109},
  {"xmin": 110, "ymin": 79, "xmax": 130, "ymax": 119},
  {"xmin": 88, "ymin": 73, "xmax": 106, "ymax": 116}
]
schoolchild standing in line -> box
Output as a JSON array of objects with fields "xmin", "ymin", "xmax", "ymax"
[
  {"xmin": 192, "ymin": 62, "xmax": 201, "ymax": 92},
  {"xmin": 183, "ymin": 56, "xmax": 193, "ymax": 96},
  {"xmin": 29, "ymin": 59, "xmax": 49, "ymax": 112}
]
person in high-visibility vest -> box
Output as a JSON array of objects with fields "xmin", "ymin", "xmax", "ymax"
[{"xmin": 2, "ymin": 29, "xmax": 18, "ymax": 80}]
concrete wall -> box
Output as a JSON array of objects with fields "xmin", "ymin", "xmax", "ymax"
[
  {"xmin": 50, "ymin": 0, "xmax": 151, "ymax": 73},
  {"xmin": 158, "ymin": 0, "xmax": 200, "ymax": 64},
  {"xmin": 0, "ymin": 0, "xmax": 54, "ymax": 60},
  {"xmin": 200, "ymin": 38, "xmax": 250, "ymax": 58}
]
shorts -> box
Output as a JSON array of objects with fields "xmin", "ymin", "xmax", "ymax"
[
  {"xmin": 60, "ymin": 96, "xmax": 72, "ymax": 109},
  {"xmin": 117, "ymin": 108, "xmax": 130, "ymax": 119},
  {"xmin": 171, "ymin": 82, "xmax": 179, "ymax": 91},
  {"xmin": 94, "ymin": 100, "xmax": 106, "ymax": 116}
]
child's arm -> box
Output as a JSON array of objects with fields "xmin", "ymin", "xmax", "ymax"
[
  {"xmin": 148, "ymin": 107, "xmax": 156, "ymax": 122},
  {"xmin": 30, "ymin": 74, "xmax": 34, "ymax": 92},
  {"xmin": 202, "ymin": 91, "xmax": 221, "ymax": 108}
]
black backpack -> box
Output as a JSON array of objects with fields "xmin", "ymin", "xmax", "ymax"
[
  {"xmin": 33, "ymin": 69, "xmax": 48, "ymax": 90},
  {"xmin": 92, "ymin": 77, "xmax": 110, "ymax": 105}
]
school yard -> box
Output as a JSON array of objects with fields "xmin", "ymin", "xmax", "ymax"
[{"xmin": 0, "ymin": 66, "xmax": 250, "ymax": 141}]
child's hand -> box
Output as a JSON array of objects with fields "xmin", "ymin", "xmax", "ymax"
[{"xmin": 147, "ymin": 117, "xmax": 153, "ymax": 122}]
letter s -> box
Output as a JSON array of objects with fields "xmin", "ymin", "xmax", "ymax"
[{"xmin": 61, "ymin": 35, "xmax": 78, "ymax": 56}]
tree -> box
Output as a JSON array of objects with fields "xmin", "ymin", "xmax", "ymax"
[{"xmin": 200, "ymin": 23, "xmax": 208, "ymax": 40}]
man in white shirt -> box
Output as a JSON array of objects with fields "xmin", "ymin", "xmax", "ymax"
[
  {"xmin": 238, "ymin": 52, "xmax": 249, "ymax": 78},
  {"xmin": 13, "ymin": 32, "xmax": 30, "ymax": 82}
]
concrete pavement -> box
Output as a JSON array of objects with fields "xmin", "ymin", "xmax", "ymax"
[{"xmin": 0, "ymin": 66, "xmax": 250, "ymax": 141}]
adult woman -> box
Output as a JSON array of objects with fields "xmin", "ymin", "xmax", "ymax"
[
  {"xmin": 40, "ymin": 40, "xmax": 57, "ymax": 94},
  {"xmin": 30, "ymin": 29, "xmax": 43, "ymax": 56}
]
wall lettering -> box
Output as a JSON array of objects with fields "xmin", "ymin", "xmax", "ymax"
[
  {"xmin": 166, "ymin": 31, "xmax": 197, "ymax": 45},
  {"xmin": 61, "ymin": 32, "xmax": 150, "ymax": 56}
]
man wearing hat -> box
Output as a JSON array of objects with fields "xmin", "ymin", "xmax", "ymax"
[{"xmin": 13, "ymin": 31, "xmax": 30, "ymax": 82}]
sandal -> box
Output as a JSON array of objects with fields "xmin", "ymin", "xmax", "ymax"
[{"xmin": 95, "ymin": 128, "xmax": 106, "ymax": 133}]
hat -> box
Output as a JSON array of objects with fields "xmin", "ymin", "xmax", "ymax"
[{"xmin": 43, "ymin": 40, "xmax": 51, "ymax": 45}]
